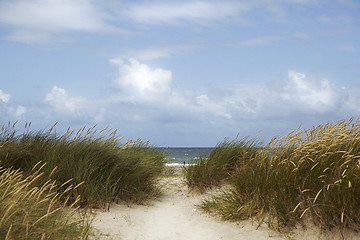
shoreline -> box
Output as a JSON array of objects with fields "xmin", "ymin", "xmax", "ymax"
[{"xmin": 165, "ymin": 163, "xmax": 194, "ymax": 166}]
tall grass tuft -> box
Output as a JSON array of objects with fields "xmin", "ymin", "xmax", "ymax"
[
  {"xmin": 185, "ymin": 137, "xmax": 261, "ymax": 192},
  {"xmin": 191, "ymin": 117, "xmax": 360, "ymax": 232},
  {"xmin": 0, "ymin": 163, "xmax": 90, "ymax": 240},
  {"xmin": 0, "ymin": 122, "xmax": 166, "ymax": 207}
]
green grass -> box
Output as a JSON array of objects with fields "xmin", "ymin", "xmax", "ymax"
[
  {"xmin": 0, "ymin": 121, "xmax": 167, "ymax": 239},
  {"xmin": 0, "ymin": 122, "xmax": 166, "ymax": 207},
  {"xmin": 0, "ymin": 163, "xmax": 90, "ymax": 240},
  {"xmin": 184, "ymin": 137, "xmax": 262, "ymax": 192},
  {"xmin": 187, "ymin": 117, "xmax": 360, "ymax": 232}
]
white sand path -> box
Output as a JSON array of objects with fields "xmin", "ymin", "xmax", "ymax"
[{"xmin": 90, "ymin": 176, "xmax": 359, "ymax": 240}]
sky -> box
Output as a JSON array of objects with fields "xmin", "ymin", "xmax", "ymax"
[{"xmin": 0, "ymin": 0, "xmax": 359, "ymax": 147}]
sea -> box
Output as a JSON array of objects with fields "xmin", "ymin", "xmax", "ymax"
[{"xmin": 159, "ymin": 147, "xmax": 214, "ymax": 165}]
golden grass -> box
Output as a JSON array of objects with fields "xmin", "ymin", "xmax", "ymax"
[{"xmin": 0, "ymin": 163, "xmax": 90, "ymax": 239}]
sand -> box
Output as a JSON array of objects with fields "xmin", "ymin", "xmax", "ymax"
[{"xmin": 89, "ymin": 172, "xmax": 360, "ymax": 240}]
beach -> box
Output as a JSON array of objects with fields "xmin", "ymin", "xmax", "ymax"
[{"xmin": 89, "ymin": 167, "xmax": 359, "ymax": 240}]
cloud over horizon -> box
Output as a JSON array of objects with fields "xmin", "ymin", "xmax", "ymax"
[{"xmin": 1, "ymin": 58, "xmax": 357, "ymax": 145}]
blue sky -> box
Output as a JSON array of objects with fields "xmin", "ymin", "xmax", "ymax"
[{"xmin": 0, "ymin": 0, "xmax": 359, "ymax": 146}]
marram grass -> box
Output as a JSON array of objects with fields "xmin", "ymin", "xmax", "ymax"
[
  {"xmin": 184, "ymin": 136, "xmax": 261, "ymax": 192},
  {"xmin": 188, "ymin": 117, "xmax": 360, "ymax": 232},
  {"xmin": 0, "ymin": 163, "xmax": 90, "ymax": 240},
  {"xmin": 0, "ymin": 122, "xmax": 166, "ymax": 207}
]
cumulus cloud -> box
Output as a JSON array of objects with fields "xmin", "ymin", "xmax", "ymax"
[
  {"xmin": 278, "ymin": 71, "xmax": 343, "ymax": 112},
  {"xmin": 0, "ymin": 89, "xmax": 11, "ymax": 103},
  {"xmin": 42, "ymin": 60, "xmax": 229, "ymax": 125},
  {"xmin": 44, "ymin": 86, "xmax": 106, "ymax": 122},
  {"xmin": 190, "ymin": 94, "xmax": 232, "ymax": 119},
  {"xmin": 110, "ymin": 58, "xmax": 173, "ymax": 98},
  {"xmin": 207, "ymin": 71, "xmax": 349, "ymax": 120},
  {"xmin": 177, "ymin": 70, "xmax": 351, "ymax": 124},
  {"xmin": 0, "ymin": 61, "xmax": 352, "ymax": 147},
  {"xmin": 107, "ymin": 59, "xmax": 205, "ymax": 123},
  {"xmin": 35, "ymin": 60, "xmax": 360, "ymax": 146},
  {"xmin": 41, "ymin": 63, "xmax": 357, "ymax": 129},
  {"xmin": 0, "ymin": 89, "xmax": 28, "ymax": 119},
  {"xmin": 45, "ymin": 86, "xmax": 75, "ymax": 112}
]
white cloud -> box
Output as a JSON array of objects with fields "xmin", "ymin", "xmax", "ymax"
[
  {"xmin": 45, "ymin": 86, "xmax": 71, "ymax": 111},
  {"xmin": 0, "ymin": 0, "xmax": 251, "ymax": 44},
  {"xmin": 15, "ymin": 105, "xmax": 27, "ymax": 117},
  {"xmin": 219, "ymin": 71, "xmax": 348, "ymax": 119},
  {"xmin": 0, "ymin": 0, "xmax": 119, "ymax": 44},
  {"xmin": 44, "ymin": 86, "xmax": 107, "ymax": 122},
  {"xmin": 0, "ymin": 0, "xmax": 110, "ymax": 32},
  {"xmin": 44, "ymin": 65, "xmax": 356, "ymax": 127},
  {"xmin": 0, "ymin": 89, "xmax": 28, "ymax": 119},
  {"xmin": 277, "ymin": 71, "xmax": 343, "ymax": 113},
  {"xmin": 41, "ymin": 59, "xmax": 235, "ymax": 125},
  {"xmin": 0, "ymin": 89, "xmax": 11, "ymax": 103},
  {"xmin": 182, "ymin": 70, "xmax": 351, "ymax": 124},
  {"xmin": 2, "ymin": 65, "xmax": 356, "ymax": 147},
  {"xmin": 30, "ymin": 61, "xmax": 359, "ymax": 146},
  {"xmin": 108, "ymin": 60, "xmax": 349, "ymax": 122},
  {"xmin": 193, "ymin": 94, "xmax": 232, "ymax": 119},
  {"xmin": 110, "ymin": 58, "xmax": 173, "ymax": 97}
]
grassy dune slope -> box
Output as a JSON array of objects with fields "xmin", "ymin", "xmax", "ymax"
[
  {"xmin": 0, "ymin": 122, "xmax": 166, "ymax": 239},
  {"xmin": 186, "ymin": 117, "xmax": 360, "ymax": 232}
]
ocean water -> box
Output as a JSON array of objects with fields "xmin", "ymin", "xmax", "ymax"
[{"xmin": 159, "ymin": 147, "xmax": 214, "ymax": 164}]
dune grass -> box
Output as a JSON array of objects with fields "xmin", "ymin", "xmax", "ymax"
[
  {"xmin": 187, "ymin": 117, "xmax": 360, "ymax": 232},
  {"xmin": 0, "ymin": 122, "xmax": 166, "ymax": 207},
  {"xmin": 0, "ymin": 162, "xmax": 90, "ymax": 240},
  {"xmin": 184, "ymin": 137, "xmax": 262, "ymax": 192}
]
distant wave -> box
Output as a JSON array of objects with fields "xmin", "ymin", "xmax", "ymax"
[{"xmin": 165, "ymin": 163, "xmax": 195, "ymax": 166}]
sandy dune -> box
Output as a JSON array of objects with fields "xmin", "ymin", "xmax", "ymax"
[{"xmin": 90, "ymin": 175, "xmax": 359, "ymax": 240}]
